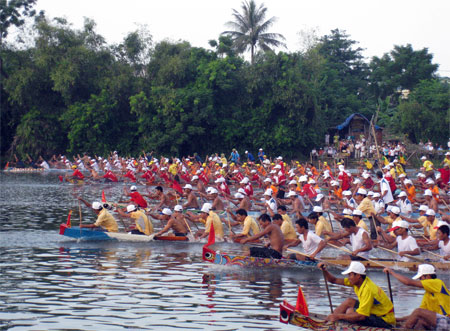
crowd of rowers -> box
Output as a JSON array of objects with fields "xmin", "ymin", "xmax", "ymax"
[{"xmin": 70, "ymin": 149, "xmax": 450, "ymax": 263}]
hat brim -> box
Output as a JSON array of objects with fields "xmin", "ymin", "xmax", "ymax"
[{"xmin": 388, "ymin": 226, "xmax": 400, "ymax": 232}]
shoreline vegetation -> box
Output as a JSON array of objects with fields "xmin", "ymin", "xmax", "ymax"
[{"xmin": 1, "ymin": 1, "xmax": 449, "ymax": 167}]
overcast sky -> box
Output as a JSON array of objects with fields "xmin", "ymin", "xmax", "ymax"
[{"xmin": 26, "ymin": 0, "xmax": 450, "ymax": 75}]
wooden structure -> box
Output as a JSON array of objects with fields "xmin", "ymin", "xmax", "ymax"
[{"xmin": 332, "ymin": 113, "xmax": 383, "ymax": 144}]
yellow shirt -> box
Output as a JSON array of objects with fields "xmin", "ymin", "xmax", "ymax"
[
  {"xmin": 281, "ymin": 219, "xmax": 297, "ymax": 240},
  {"xmin": 95, "ymin": 209, "xmax": 118, "ymax": 232},
  {"xmin": 357, "ymin": 197, "xmax": 375, "ymax": 217},
  {"xmin": 389, "ymin": 168, "xmax": 396, "ymax": 180},
  {"xmin": 344, "ymin": 277, "xmax": 395, "ymax": 326},
  {"xmin": 241, "ymin": 216, "xmax": 260, "ymax": 237},
  {"xmin": 315, "ymin": 216, "xmax": 332, "ymax": 238},
  {"xmin": 429, "ymin": 218, "xmax": 439, "ymax": 240},
  {"xmin": 282, "ymin": 214, "xmax": 293, "ymax": 227},
  {"xmin": 130, "ymin": 210, "xmax": 153, "ymax": 235},
  {"xmin": 168, "ymin": 164, "xmax": 178, "ymax": 176},
  {"xmin": 444, "ymin": 157, "xmax": 450, "ymax": 167},
  {"xmin": 354, "ymin": 218, "xmax": 369, "ymax": 232},
  {"xmin": 423, "ymin": 160, "xmax": 434, "ymax": 172},
  {"xmin": 418, "ymin": 216, "xmax": 430, "ymax": 236},
  {"xmin": 419, "ymin": 279, "xmax": 450, "ymax": 316},
  {"xmin": 205, "ymin": 211, "xmax": 224, "ymax": 239},
  {"xmin": 220, "ymin": 157, "xmax": 227, "ymax": 166}
]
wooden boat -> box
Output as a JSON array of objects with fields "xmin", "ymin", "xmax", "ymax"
[
  {"xmin": 3, "ymin": 167, "xmax": 45, "ymax": 173},
  {"xmin": 280, "ymin": 300, "xmax": 394, "ymax": 330},
  {"xmin": 59, "ymin": 223, "xmax": 189, "ymax": 242},
  {"xmin": 202, "ymin": 245, "xmax": 316, "ymax": 268}
]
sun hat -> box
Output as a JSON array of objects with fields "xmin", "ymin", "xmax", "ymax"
[
  {"xmin": 342, "ymin": 208, "xmax": 352, "ymax": 215},
  {"xmin": 342, "ymin": 261, "xmax": 366, "ymax": 275},
  {"xmin": 390, "ymin": 206, "xmax": 401, "ymax": 215},
  {"xmin": 162, "ymin": 208, "xmax": 172, "ymax": 216},
  {"xmin": 342, "ymin": 190, "xmax": 352, "ymax": 196},
  {"xmin": 398, "ymin": 191, "xmax": 407, "ymax": 198},
  {"xmin": 183, "ymin": 184, "xmax": 193, "ymax": 190},
  {"xmin": 287, "ymin": 191, "xmax": 297, "ymax": 197},
  {"xmin": 356, "ymin": 188, "xmax": 367, "ymax": 195},
  {"xmin": 130, "ymin": 185, "xmax": 137, "ymax": 192},
  {"xmin": 312, "ymin": 206, "xmax": 323, "ymax": 213},
  {"xmin": 92, "ymin": 201, "xmax": 102, "ymax": 210},
  {"xmin": 264, "ymin": 189, "xmax": 273, "ymax": 196},
  {"xmin": 288, "ymin": 179, "xmax": 297, "ymax": 185},
  {"xmin": 315, "ymin": 194, "xmax": 324, "ymax": 202},
  {"xmin": 214, "ymin": 177, "xmax": 225, "ymax": 183},
  {"xmin": 200, "ymin": 203, "xmax": 212, "ymax": 213},
  {"xmin": 424, "ymin": 189, "xmax": 432, "ymax": 196},
  {"xmin": 388, "ymin": 220, "xmax": 409, "ymax": 232},
  {"xmin": 234, "ymin": 193, "xmax": 245, "ymax": 199},
  {"xmin": 418, "ymin": 205, "xmax": 428, "ymax": 212},
  {"xmin": 174, "ymin": 205, "xmax": 183, "ymax": 212},
  {"xmin": 373, "ymin": 192, "xmax": 381, "ymax": 198},
  {"xmin": 425, "ymin": 209, "xmax": 435, "ymax": 216},
  {"xmin": 352, "ymin": 209, "xmax": 363, "ymax": 216},
  {"xmin": 412, "ymin": 264, "xmax": 436, "ymax": 280},
  {"xmin": 127, "ymin": 205, "xmax": 137, "ymax": 213},
  {"xmin": 237, "ymin": 188, "xmax": 247, "ymax": 195}
]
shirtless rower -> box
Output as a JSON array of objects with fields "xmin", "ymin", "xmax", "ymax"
[
  {"xmin": 181, "ymin": 184, "xmax": 200, "ymax": 209},
  {"xmin": 145, "ymin": 186, "xmax": 174, "ymax": 210},
  {"xmin": 228, "ymin": 190, "xmax": 252, "ymax": 211},
  {"xmin": 200, "ymin": 188, "xmax": 225, "ymax": 211},
  {"xmin": 241, "ymin": 213, "xmax": 284, "ymax": 259},
  {"xmin": 153, "ymin": 205, "xmax": 189, "ymax": 237}
]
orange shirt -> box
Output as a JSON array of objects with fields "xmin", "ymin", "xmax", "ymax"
[
  {"xmin": 333, "ymin": 188, "xmax": 343, "ymax": 199},
  {"xmin": 406, "ymin": 185, "xmax": 416, "ymax": 202},
  {"xmin": 431, "ymin": 186, "xmax": 440, "ymax": 201}
]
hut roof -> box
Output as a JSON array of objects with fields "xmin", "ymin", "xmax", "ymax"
[{"xmin": 336, "ymin": 113, "xmax": 381, "ymax": 130}]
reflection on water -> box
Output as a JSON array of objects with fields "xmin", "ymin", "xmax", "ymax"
[{"xmin": 0, "ymin": 173, "xmax": 449, "ymax": 330}]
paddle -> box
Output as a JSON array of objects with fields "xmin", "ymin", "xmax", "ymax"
[
  {"xmin": 377, "ymin": 246, "xmax": 425, "ymax": 263},
  {"xmin": 322, "ymin": 269, "xmax": 334, "ymax": 313},
  {"xmin": 78, "ymin": 200, "xmax": 82, "ymax": 234}
]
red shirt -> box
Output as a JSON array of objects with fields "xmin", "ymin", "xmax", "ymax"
[
  {"xmin": 130, "ymin": 191, "xmax": 147, "ymax": 208},
  {"xmin": 338, "ymin": 171, "xmax": 350, "ymax": 191},
  {"xmin": 124, "ymin": 170, "xmax": 136, "ymax": 182},
  {"xmin": 141, "ymin": 170, "xmax": 155, "ymax": 183},
  {"xmin": 438, "ymin": 168, "xmax": 450, "ymax": 187},
  {"xmin": 72, "ymin": 169, "xmax": 84, "ymax": 179},
  {"xmin": 103, "ymin": 170, "xmax": 118, "ymax": 182},
  {"xmin": 301, "ymin": 184, "xmax": 317, "ymax": 199}
]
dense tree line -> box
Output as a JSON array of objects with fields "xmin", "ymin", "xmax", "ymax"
[{"xmin": 1, "ymin": 8, "xmax": 448, "ymax": 163}]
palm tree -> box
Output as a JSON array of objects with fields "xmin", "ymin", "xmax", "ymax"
[{"xmin": 222, "ymin": 0, "xmax": 286, "ymax": 64}]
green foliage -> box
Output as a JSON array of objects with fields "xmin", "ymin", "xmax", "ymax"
[
  {"xmin": 394, "ymin": 79, "xmax": 449, "ymax": 145},
  {"xmin": 0, "ymin": 0, "xmax": 37, "ymax": 40}
]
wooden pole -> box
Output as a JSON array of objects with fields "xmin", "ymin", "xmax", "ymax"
[{"xmin": 322, "ymin": 270, "xmax": 334, "ymax": 313}]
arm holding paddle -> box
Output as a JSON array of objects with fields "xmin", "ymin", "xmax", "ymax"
[{"xmin": 383, "ymin": 268, "xmax": 424, "ymax": 288}]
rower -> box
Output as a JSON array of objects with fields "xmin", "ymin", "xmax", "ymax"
[
  {"xmin": 384, "ymin": 264, "xmax": 450, "ymax": 329},
  {"xmin": 307, "ymin": 207, "xmax": 331, "ymax": 239},
  {"xmin": 272, "ymin": 213, "xmax": 297, "ymax": 242},
  {"xmin": 116, "ymin": 204, "xmax": 153, "ymax": 235},
  {"xmin": 351, "ymin": 210, "xmax": 369, "ymax": 232},
  {"xmin": 422, "ymin": 223, "xmax": 450, "ymax": 261},
  {"xmin": 153, "ymin": 205, "xmax": 188, "ymax": 237},
  {"xmin": 324, "ymin": 218, "xmax": 372, "ymax": 260},
  {"xmin": 145, "ymin": 186, "xmax": 174, "ymax": 210},
  {"xmin": 285, "ymin": 218, "xmax": 326, "ymax": 261},
  {"xmin": 66, "ymin": 165, "xmax": 84, "ymax": 180},
  {"xmin": 227, "ymin": 208, "xmax": 260, "ymax": 242},
  {"xmin": 181, "ymin": 184, "xmax": 200, "ymax": 209},
  {"xmin": 318, "ymin": 261, "xmax": 395, "ymax": 328},
  {"xmin": 186, "ymin": 203, "xmax": 224, "ymax": 240},
  {"xmin": 123, "ymin": 185, "xmax": 148, "ymax": 209},
  {"xmin": 228, "ymin": 189, "xmax": 251, "ymax": 211},
  {"xmin": 78, "ymin": 199, "xmax": 118, "ymax": 233},
  {"xmin": 396, "ymin": 191, "xmax": 412, "ymax": 217},
  {"xmin": 377, "ymin": 220, "xmax": 421, "ymax": 262},
  {"xmin": 241, "ymin": 213, "xmax": 284, "ymax": 259}
]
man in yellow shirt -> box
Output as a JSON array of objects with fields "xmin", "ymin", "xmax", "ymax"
[
  {"xmin": 318, "ymin": 261, "xmax": 395, "ymax": 328},
  {"xmin": 273, "ymin": 213, "xmax": 297, "ymax": 241},
  {"xmin": 230, "ymin": 209, "xmax": 260, "ymax": 241},
  {"xmin": 421, "ymin": 156, "xmax": 434, "ymax": 176},
  {"xmin": 307, "ymin": 207, "xmax": 332, "ymax": 238},
  {"xmin": 78, "ymin": 199, "xmax": 118, "ymax": 232},
  {"xmin": 116, "ymin": 204, "xmax": 153, "ymax": 235},
  {"xmin": 384, "ymin": 264, "xmax": 450, "ymax": 329},
  {"xmin": 188, "ymin": 203, "xmax": 224, "ymax": 240}
]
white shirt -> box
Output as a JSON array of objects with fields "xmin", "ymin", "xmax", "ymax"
[
  {"xmin": 299, "ymin": 231, "xmax": 323, "ymax": 257},
  {"xmin": 374, "ymin": 199, "xmax": 385, "ymax": 214},
  {"xmin": 380, "ymin": 178, "xmax": 394, "ymax": 204},
  {"xmin": 396, "ymin": 198, "xmax": 412, "ymax": 216},
  {"xmin": 350, "ymin": 228, "xmax": 370, "ymax": 259},
  {"xmin": 396, "ymin": 235, "xmax": 419, "ymax": 262},
  {"xmin": 438, "ymin": 240, "xmax": 450, "ymax": 261},
  {"xmin": 40, "ymin": 161, "xmax": 50, "ymax": 170},
  {"xmin": 265, "ymin": 197, "xmax": 277, "ymax": 213}
]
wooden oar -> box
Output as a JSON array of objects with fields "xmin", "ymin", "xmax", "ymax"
[
  {"xmin": 322, "ymin": 269, "xmax": 334, "ymax": 314},
  {"xmin": 78, "ymin": 200, "xmax": 82, "ymax": 233},
  {"xmin": 423, "ymin": 249, "xmax": 445, "ymax": 260},
  {"xmin": 377, "ymin": 246, "xmax": 425, "ymax": 262}
]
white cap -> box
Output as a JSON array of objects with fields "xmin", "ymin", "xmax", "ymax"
[
  {"xmin": 162, "ymin": 208, "xmax": 172, "ymax": 216},
  {"xmin": 251, "ymin": 169, "xmax": 257, "ymax": 173},
  {"xmin": 418, "ymin": 173, "xmax": 426, "ymax": 178},
  {"xmin": 373, "ymin": 192, "xmax": 380, "ymax": 198},
  {"xmin": 308, "ymin": 179, "xmax": 316, "ymax": 184},
  {"xmin": 342, "ymin": 190, "xmax": 352, "ymax": 196},
  {"xmin": 174, "ymin": 205, "xmax": 183, "ymax": 212},
  {"xmin": 404, "ymin": 179, "xmax": 412, "ymax": 185},
  {"xmin": 342, "ymin": 208, "xmax": 352, "ymax": 215},
  {"xmin": 418, "ymin": 205, "xmax": 428, "ymax": 212},
  {"xmin": 315, "ymin": 194, "xmax": 324, "ymax": 202},
  {"xmin": 425, "ymin": 178, "xmax": 435, "ymax": 185},
  {"xmin": 264, "ymin": 178, "xmax": 272, "ymax": 183},
  {"xmin": 192, "ymin": 175, "xmax": 199, "ymax": 180},
  {"xmin": 362, "ymin": 173, "xmax": 370, "ymax": 179},
  {"xmin": 342, "ymin": 261, "xmax": 366, "ymax": 275},
  {"xmin": 214, "ymin": 177, "xmax": 225, "ymax": 183},
  {"xmin": 287, "ymin": 191, "xmax": 297, "ymax": 197},
  {"xmin": 398, "ymin": 191, "xmax": 407, "ymax": 197},
  {"xmin": 420, "ymin": 156, "xmax": 427, "ymax": 160},
  {"xmin": 299, "ymin": 176, "xmax": 307, "ymax": 182},
  {"xmin": 183, "ymin": 184, "xmax": 193, "ymax": 190},
  {"xmin": 434, "ymin": 221, "xmax": 449, "ymax": 229},
  {"xmin": 209, "ymin": 188, "xmax": 218, "ymax": 194},
  {"xmin": 352, "ymin": 209, "xmax": 363, "ymax": 216},
  {"xmin": 425, "ymin": 209, "xmax": 435, "ymax": 216},
  {"xmin": 270, "ymin": 170, "xmax": 276, "ymax": 174},
  {"xmin": 356, "ymin": 188, "xmax": 367, "ymax": 195},
  {"xmin": 92, "ymin": 201, "xmax": 102, "ymax": 210},
  {"xmin": 353, "ymin": 178, "xmax": 361, "ymax": 185},
  {"xmin": 368, "ymin": 191, "xmax": 374, "ymax": 197},
  {"xmin": 391, "ymin": 220, "xmax": 409, "ymax": 231},
  {"xmin": 412, "ymin": 264, "xmax": 436, "ymax": 280},
  {"xmin": 312, "ymin": 206, "xmax": 323, "ymax": 213},
  {"xmin": 127, "ymin": 205, "xmax": 137, "ymax": 213},
  {"xmin": 424, "ymin": 189, "xmax": 432, "ymax": 196},
  {"xmin": 245, "ymin": 150, "xmax": 248, "ymax": 154},
  {"xmin": 130, "ymin": 185, "xmax": 137, "ymax": 191},
  {"xmin": 201, "ymin": 203, "xmax": 212, "ymax": 213},
  {"xmin": 446, "ymin": 152, "xmax": 450, "ymax": 156},
  {"xmin": 237, "ymin": 188, "xmax": 247, "ymax": 195},
  {"xmin": 264, "ymin": 189, "xmax": 273, "ymax": 196},
  {"xmin": 233, "ymin": 170, "xmax": 239, "ymax": 173},
  {"xmin": 288, "ymin": 179, "xmax": 297, "ymax": 185},
  {"xmin": 338, "ymin": 165, "xmax": 345, "ymax": 171},
  {"xmin": 399, "ymin": 174, "xmax": 406, "ymax": 178},
  {"xmin": 234, "ymin": 193, "xmax": 245, "ymax": 199},
  {"xmin": 390, "ymin": 206, "xmax": 401, "ymax": 215},
  {"xmin": 274, "ymin": 164, "xmax": 281, "ymax": 169},
  {"xmin": 240, "ymin": 177, "xmax": 249, "ymax": 184},
  {"xmin": 330, "ymin": 180, "xmax": 339, "ymax": 187}
]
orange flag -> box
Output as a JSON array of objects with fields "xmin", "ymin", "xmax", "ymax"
[
  {"xmin": 101, "ymin": 190, "xmax": 106, "ymax": 203},
  {"xmin": 295, "ymin": 286, "xmax": 309, "ymax": 316},
  {"xmin": 205, "ymin": 222, "xmax": 215, "ymax": 247}
]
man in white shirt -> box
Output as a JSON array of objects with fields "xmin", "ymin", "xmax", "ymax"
[
  {"xmin": 376, "ymin": 171, "xmax": 393, "ymax": 204},
  {"xmin": 396, "ymin": 191, "xmax": 412, "ymax": 216},
  {"xmin": 285, "ymin": 218, "xmax": 326, "ymax": 260},
  {"xmin": 378, "ymin": 220, "xmax": 420, "ymax": 262}
]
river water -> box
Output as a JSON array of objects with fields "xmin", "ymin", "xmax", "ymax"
[{"xmin": 0, "ymin": 172, "xmax": 448, "ymax": 330}]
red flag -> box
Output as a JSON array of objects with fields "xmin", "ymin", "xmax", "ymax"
[
  {"xmin": 101, "ymin": 190, "xmax": 106, "ymax": 203},
  {"xmin": 295, "ymin": 286, "xmax": 309, "ymax": 316},
  {"xmin": 60, "ymin": 210, "xmax": 72, "ymax": 235},
  {"xmin": 58, "ymin": 175, "xmax": 63, "ymax": 182},
  {"xmin": 205, "ymin": 222, "xmax": 215, "ymax": 247},
  {"xmin": 171, "ymin": 180, "xmax": 183, "ymax": 195}
]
